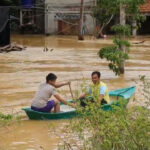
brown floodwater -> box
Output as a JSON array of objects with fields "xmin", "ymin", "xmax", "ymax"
[{"xmin": 0, "ymin": 34, "xmax": 150, "ymax": 150}]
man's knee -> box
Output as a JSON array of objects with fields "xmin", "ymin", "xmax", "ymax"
[{"xmin": 54, "ymin": 100, "xmax": 59, "ymax": 105}]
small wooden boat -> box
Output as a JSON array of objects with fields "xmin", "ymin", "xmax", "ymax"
[{"xmin": 22, "ymin": 86, "xmax": 136, "ymax": 120}]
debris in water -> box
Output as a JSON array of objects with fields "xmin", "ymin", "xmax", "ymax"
[{"xmin": 0, "ymin": 42, "xmax": 26, "ymax": 53}]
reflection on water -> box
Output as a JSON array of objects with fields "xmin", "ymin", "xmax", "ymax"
[{"xmin": 0, "ymin": 35, "xmax": 150, "ymax": 150}]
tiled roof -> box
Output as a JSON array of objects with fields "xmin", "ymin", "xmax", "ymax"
[{"xmin": 140, "ymin": 0, "xmax": 150, "ymax": 13}]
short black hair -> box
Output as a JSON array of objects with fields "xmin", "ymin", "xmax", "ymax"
[
  {"xmin": 91, "ymin": 71, "xmax": 101, "ymax": 78},
  {"xmin": 46, "ymin": 73, "xmax": 57, "ymax": 82}
]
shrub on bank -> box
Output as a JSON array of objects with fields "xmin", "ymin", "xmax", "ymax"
[{"xmin": 60, "ymin": 78, "xmax": 150, "ymax": 150}]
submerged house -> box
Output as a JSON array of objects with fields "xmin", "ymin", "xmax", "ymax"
[
  {"xmin": 19, "ymin": 0, "xmax": 96, "ymax": 35},
  {"xmin": 139, "ymin": 0, "xmax": 150, "ymax": 34},
  {"xmin": 0, "ymin": 7, "xmax": 10, "ymax": 46},
  {"xmin": 18, "ymin": 0, "xmax": 150, "ymax": 36},
  {"xmin": 45, "ymin": 0, "xmax": 96, "ymax": 35},
  {"xmin": 20, "ymin": 0, "xmax": 45, "ymax": 34}
]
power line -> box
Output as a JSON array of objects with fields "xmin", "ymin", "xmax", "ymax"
[
  {"xmin": 34, "ymin": 0, "xmax": 96, "ymax": 6},
  {"xmin": 0, "ymin": 0, "xmax": 96, "ymax": 9}
]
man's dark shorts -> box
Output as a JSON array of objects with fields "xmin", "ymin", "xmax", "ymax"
[{"xmin": 31, "ymin": 100, "xmax": 55, "ymax": 113}]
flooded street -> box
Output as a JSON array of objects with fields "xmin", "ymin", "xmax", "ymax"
[{"xmin": 0, "ymin": 34, "xmax": 150, "ymax": 150}]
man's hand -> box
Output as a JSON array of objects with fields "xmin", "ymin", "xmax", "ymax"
[
  {"xmin": 66, "ymin": 81, "xmax": 71, "ymax": 86},
  {"xmin": 79, "ymin": 93, "xmax": 86, "ymax": 99},
  {"xmin": 99, "ymin": 94, "xmax": 104, "ymax": 104},
  {"xmin": 69, "ymin": 103, "xmax": 76, "ymax": 108}
]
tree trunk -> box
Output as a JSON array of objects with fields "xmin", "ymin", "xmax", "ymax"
[
  {"xmin": 120, "ymin": 4, "xmax": 126, "ymax": 74},
  {"xmin": 78, "ymin": 0, "xmax": 84, "ymax": 40},
  {"xmin": 20, "ymin": 10, "xmax": 23, "ymax": 26},
  {"xmin": 132, "ymin": 20, "xmax": 137, "ymax": 37}
]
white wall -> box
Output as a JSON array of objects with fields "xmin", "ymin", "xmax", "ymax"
[
  {"xmin": 85, "ymin": 14, "xmax": 95, "ymax": 34},
  {"xmin": 45, "ymin": 0, "xmax": 95, "ymax": 5},
  {"xmin": 45, "ymin": 0, "xmax": 96, "ymax": 35},
  {"xmin": 45, "ymin": 13, "xmax": 57, "ymax": 34}
]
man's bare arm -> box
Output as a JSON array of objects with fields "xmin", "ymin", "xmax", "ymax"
[
  {"xmin": 52, "ymin": 81, "xmax": 70, "ymax": 88},
  {"xmin": 54, "ymin": 94, "xmax": 75, "ymax": 108}
]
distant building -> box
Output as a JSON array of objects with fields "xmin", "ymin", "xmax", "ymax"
[
  {"xmin": 0, "ymin": 7, "xmax": 10, "ymax": 46},
  {"xmin": 139, "ymin": 0, "xmax": 150, "ymax": 34},
  {"xmin": 20, "ymin": 0, "xmax": 45, "ymax": 34},
  {"xmin": 19, "ymin": 0, "xmax": 150, "ymax": 36},
  {"xmin": 45, "ymin": 0, "xmax": 96, "ymax": 35}
]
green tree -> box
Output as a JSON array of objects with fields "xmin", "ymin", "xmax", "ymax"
[
  {"xmin": 95, "ymin": 0, "xmax": 145, "ymax": 75},
  {"xmin": 93, "ymin": 0, "xmax": 119, "ymax": 36}
]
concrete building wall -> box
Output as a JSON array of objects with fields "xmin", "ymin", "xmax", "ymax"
[
  {"xmin": 45, "ymin": 0, "xmax": 96, "ymax": 35},
  {"xmin": 85, "ymin": 14, "xmax": 95, "ymax": 34},
  {"xmin": 45, "ymin": 0, "xmax": 96, "ymax": 6},
  {"xmin": 45, "ymin": 13, "xmax": 57, "ymax": 34}
]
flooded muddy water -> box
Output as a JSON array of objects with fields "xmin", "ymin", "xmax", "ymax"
[{"xmin": 0, "ymin": 35, "xmax": 150, "ymax": 150}]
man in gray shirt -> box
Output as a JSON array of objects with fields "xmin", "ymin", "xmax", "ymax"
[{"xmin": 31, "ymin": 73, "xmax": 75, "ymax": 113}]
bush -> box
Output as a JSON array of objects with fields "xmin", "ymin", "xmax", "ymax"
[
  {"xmin": 60, "ymin": 78, "xmax": 150, "ymax": 150},
  {"xmin": 68, "ymin": 105, "xmax": 150, "ymax": 150}
]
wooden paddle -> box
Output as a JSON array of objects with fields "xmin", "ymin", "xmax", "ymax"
[{"xmin": 69, "ymin": 83, "xmax": 74, "ymax": 101}]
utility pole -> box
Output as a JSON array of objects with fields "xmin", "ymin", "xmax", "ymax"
[{"xmin": 78, "ymin": 0, "xmax": 84, "ymax": 40}]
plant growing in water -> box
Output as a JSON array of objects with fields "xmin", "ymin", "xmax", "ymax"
[
  {"xmin": 0, "ymin": 112, "xmax": 22, "ymax": 129},
  {"xmin": 96, "ymin": 0, "xmax": 145, "ymax": 75}
]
